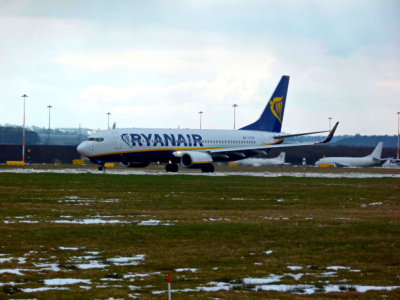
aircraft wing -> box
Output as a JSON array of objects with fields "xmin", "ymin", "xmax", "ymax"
[{"xmin": 208, "ymin": 122, "xmax": 339, "ymax": 157}]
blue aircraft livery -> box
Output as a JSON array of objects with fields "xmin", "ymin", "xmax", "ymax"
[
  {"xmin": 76, "ymin": 75, "xmax": 339, "ymax": 173},
  {"xmin": 121, "ymin": 133, "xmax": 204, "ymax": 147}
]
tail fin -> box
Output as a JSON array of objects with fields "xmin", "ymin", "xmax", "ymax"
[
  {"xmin": 240, "ymin": 75, "xmax": 289, "ymax": 132},
  {"xmin": 370, "ymin": 142, "xmax": 383, "ymax": 159}
]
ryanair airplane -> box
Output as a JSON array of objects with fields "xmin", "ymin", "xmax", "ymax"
[{"xmin": 77, "ymin": 76, "xmax": 339, "ymax": 172}]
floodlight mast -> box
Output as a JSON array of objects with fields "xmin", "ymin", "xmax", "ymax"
[
  {"xmin": 107, "ymin": 112, "xmax": 111, "ymax": 130},
  {"xmin": 21, "ymin": 94, "xmax": 28, "ymax": 162},
  {"xmin": 397, "ymin": 112, "xmax": 400, "ymax": 160},
  {"xmin": 233, "ymin": 104, "xmax": 239, "ymax": 130},
  {"xmin": 199, "ymin": 111, "xmax": 203, "ymax": 129},
  {"xmin": 47, "ymin": 105, "xmax": 52, "ymax": 145}
]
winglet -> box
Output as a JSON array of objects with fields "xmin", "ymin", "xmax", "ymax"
[{"xmin": 316, "ymin": 122, "xmax": 339, "ymax": 144}]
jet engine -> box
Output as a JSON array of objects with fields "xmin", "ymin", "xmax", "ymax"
[
  {"xmin": 120, "ymin": 161, "xmax": 150, "ymax": 168},
  {"xmin": 180, "ymin": 151, "xmax": 213, "ymax": 168}
]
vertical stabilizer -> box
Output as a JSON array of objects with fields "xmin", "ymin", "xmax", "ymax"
[
  {"xmin": 240, "ymin": 76, "xmax": 289, "ymax": 132},
  {"xmin": 370, "ymin": 142, "xmax": 383, "ymax": 159}
]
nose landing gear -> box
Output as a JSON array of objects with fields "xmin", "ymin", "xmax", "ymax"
[
  {"xmin": 165, "ymin": 163, "xmax": 179, "ymax": 172},
  {"xmin": 201, "ymin": 164, "xmax": 214, "ymax": 173}
]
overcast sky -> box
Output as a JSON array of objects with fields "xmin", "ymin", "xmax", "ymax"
[{"xmin": 0, "ymin": 0, "xmax": 399, "ymax": 135}]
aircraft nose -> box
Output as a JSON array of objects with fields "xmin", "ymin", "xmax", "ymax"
[{"xmin": 77, "ymin": 142, "xmax": 89, "ymax": 156}]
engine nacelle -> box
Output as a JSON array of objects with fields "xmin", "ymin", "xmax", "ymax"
[
  {"xmin": 120, "ymin": 161, "xmax": 150, "ymax": 168},
  {"xmin": 180, "ymin": 151, "xmax": 213, "ymax": 168}
]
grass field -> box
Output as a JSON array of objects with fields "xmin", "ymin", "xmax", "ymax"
[{"xmin": 0, "ymin": 171, "xmax": 399, "ymax": 299}]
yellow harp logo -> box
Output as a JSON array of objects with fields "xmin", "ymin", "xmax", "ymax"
[{"xmin": 270, "ymin": 97, "xmax": 284, "ymax": 123}]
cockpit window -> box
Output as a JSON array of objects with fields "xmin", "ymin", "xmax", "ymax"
[{"xmin": 88, "ymin": 137, "xmax": 104, "ymax": 142}]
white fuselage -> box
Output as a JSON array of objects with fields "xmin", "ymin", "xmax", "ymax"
[
  {"xmin": 315, "ymin": 142, "xmax": 383, "ymax": 168},
  {"xmin": 315, "ymin": 156, "xmax": 379, "ymax": 168},
  {"xmin": 77, "ymin": 128, "xmax": 279, "ymax": 164},
  {"xmin": 237, "ymin": 152, "xmax": 286, "ymax": 166}
]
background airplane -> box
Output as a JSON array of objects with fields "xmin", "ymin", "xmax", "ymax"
[
  {"xmin": 77, "ymin": 76, "xmax": 339, "ymax": 172},
  {"xmin": 315, "ymin": 142, "xmax": 383, "ymax": 168},
  {"xmin": 229, "ymin": 152, "xmax": 287, "ymax": 167}
]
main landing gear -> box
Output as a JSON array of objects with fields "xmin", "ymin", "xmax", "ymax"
[
  {"xmin": 201, "ymin": 165, "xmax": 214, "ymax": 173},
  {"xmin": 165, "ymin": 163, "xmax": 179, "ymax": 172}
]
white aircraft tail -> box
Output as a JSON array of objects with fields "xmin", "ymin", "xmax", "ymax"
[{"xmin": 369, "ymin": 142, "xmax": 383, "ymax": 160}]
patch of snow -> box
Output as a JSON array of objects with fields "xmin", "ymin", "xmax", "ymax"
[
  {"xmin": 243, "ymin": 274, "xmax": 282, "ymax": 285},
  {"xmin": 85, "ymin": 251, "xmax": 101, "ymax": 255},
  {"xmin": 264, "ymin": 250, "xmax": 273, "ymax": 255},
  {"xmin": 326, "ymin": 266, "xmax": 351, "ymax": 271},
  {"xmin": 44, "ymin": 278, "xmax": 91, "ymax": 286},
  {"xmin": 287, "ymin": 266, "xmax": 303, "ymax": 271},
  {"xmin": 80, "ymin": 285, "xmax": 92, "ymax": 290},
  {"xmin": 1, "ymin": 168, "xmax": 399, "ymax": 179},
  {"xmin": 76, "ymin": 262, "xmax": 108, "ymax": 269},
  {"xmin": 0, "ymin": 257, "xmax": 13, "ymax": 263},
  {"xmin": 255, "ymin": 284, "xmax": 316, "ymax": 294},
  {"xmin": 285, "ymin": 273, "xmax": 304, "ymax": 280},
  {"xmin": 137, "ymin": 219, "xmax": 172, "ymax": 226},
  {"xmin": 53, "ymin": 219, "xmax": 124, "ymax": 224},
  {"xmin": 175, "ymin": 268, "xmax": 198, "ymax": 272},
  {"xmin": 59, "ymin": 247, "xmax": 80, "ymax": 251},
  {"xmin": 22, "ymin": 287, "xmax": 69, "ymax": 292},
  {"xmin": 19, "ymin": 220, "xmax": 40, "ymax": 223},
  {"xmin": 34, "ymin": 263, "xmax": 62, "ymax": 272},
  {"xmin": 0, "ymin": 268, "xmax": 27, "ymax": 276},
  {"xmin": 361, "ymin": 202, "xmax": 383, "ymax": 207},
  {"xmin": 124, "ymin": 272, "xmax": 160, "ymax": 279},
  {"xmin": 107, "ymin": 255, "xmax": 145, "ymax": 266}
]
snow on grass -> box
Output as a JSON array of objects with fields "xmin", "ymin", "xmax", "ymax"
[
  {"xmin": 287, "ymin": 266, "xmax": 303, "ymax": 271},
  {"xmin": 44, "ymin": 278, "xmax": 91, "ymax": 286},
  {"xmin": 361, "ymin": 202, "xmax": 383, "ymax": 207},
  {"xmin": 0, "ymin": 257, "xmax": 13, "ymax": 263},
  {"xmin": 203, "ymin": 218, "xmax": 231, "ymax": 222},
  {"xmin": 264, "ymin": 250, "xmax": 273, "ymax": 255},
  {"xmin": 1, "ymin": 168, "xmax": 399, "ymax": 178},
  {"xmin": 175, "ymin": 268, "xmax": 198, "ymax": 272},
  {"xmin": 326, "ymin": 266, "xmax": 351, "ymax": 271},
  {"xmin": 22, "ymin": 287, "xmax": 69, "ymax": 292},
  {"xmin": 76, "ymin": 261, "xmax": 108, "ymax": 269},
  {"xmin": 243, "ymin": 274, "xmax": 282, "ymax": 285},
  {"xmin": 107, "ymin": 255, "xmax": 146, "ymax": 266},
  {"xmin": 53, "ymin": 219, "xmax": 124, "ymax": 224},
  {"xmin": 59, "ymin": 247, "xmax": 80, "ymax": 251},
  {"xmin": 137, "ymin": 219, "xmax": 173, "ymax": 226},
  {"xmin": 124, "ymin": 272, "xmax": 161, "ymax": 280},
  {"xmin": 33, "ymin": 263, "xmax": 62, "ymax": 272},
  {"xmin": 0, "ymin": 269, "xmax": 28, "ymax": 276}
]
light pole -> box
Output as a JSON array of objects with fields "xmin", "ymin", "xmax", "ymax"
[
  {"xmin": 233, "ymin": 104, "xmax": 239, "ymax": 129},
  {"xmin": 21, "ymin": 94, "xmax": 28, "ymax": 162},
  {"xmin": 328, "ymin": 117, "xmax": 332, "ymax": 131},
  {"xmin": 47, "ymin": 105, "xmax": 52, "ymax": 145},
  {"xmin": 198, "ymin": 111, "xmax": 203, "ymax": 129},
  {"xmin": 107, "ymin": 112, "xmax": 111, "ymax": 130},
  {"xmin": 397, "ymin": 112, "xmax": 400, "ymax": 160}
]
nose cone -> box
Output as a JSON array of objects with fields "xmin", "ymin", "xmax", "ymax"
[{"xmin": 77, "ymin": 142, "xmax": 89, "ymax": 156}]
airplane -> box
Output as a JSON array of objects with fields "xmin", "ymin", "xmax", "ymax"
[
  {"xmin": 315, "ymin": 142, "xmax": 384, "ymax": 168},
  {"xmin": 77, "ymin": 75, "xmax": 339, "ymax": 172},
  {"xmin": 229, "ymin": 152, "xmax": 287, "ymax": 167}
]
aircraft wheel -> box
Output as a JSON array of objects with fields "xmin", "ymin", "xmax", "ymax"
[
  {"xmin": 98, "ymin": 165, "xmax": 105, "ymax": 171},
  {"xmin": 166, "ymin": 163, "xmax": 178, "ymax": 172},
  {"xmin": 201, "ymin": 165, "xmax": 214, "ymax": 173}
]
